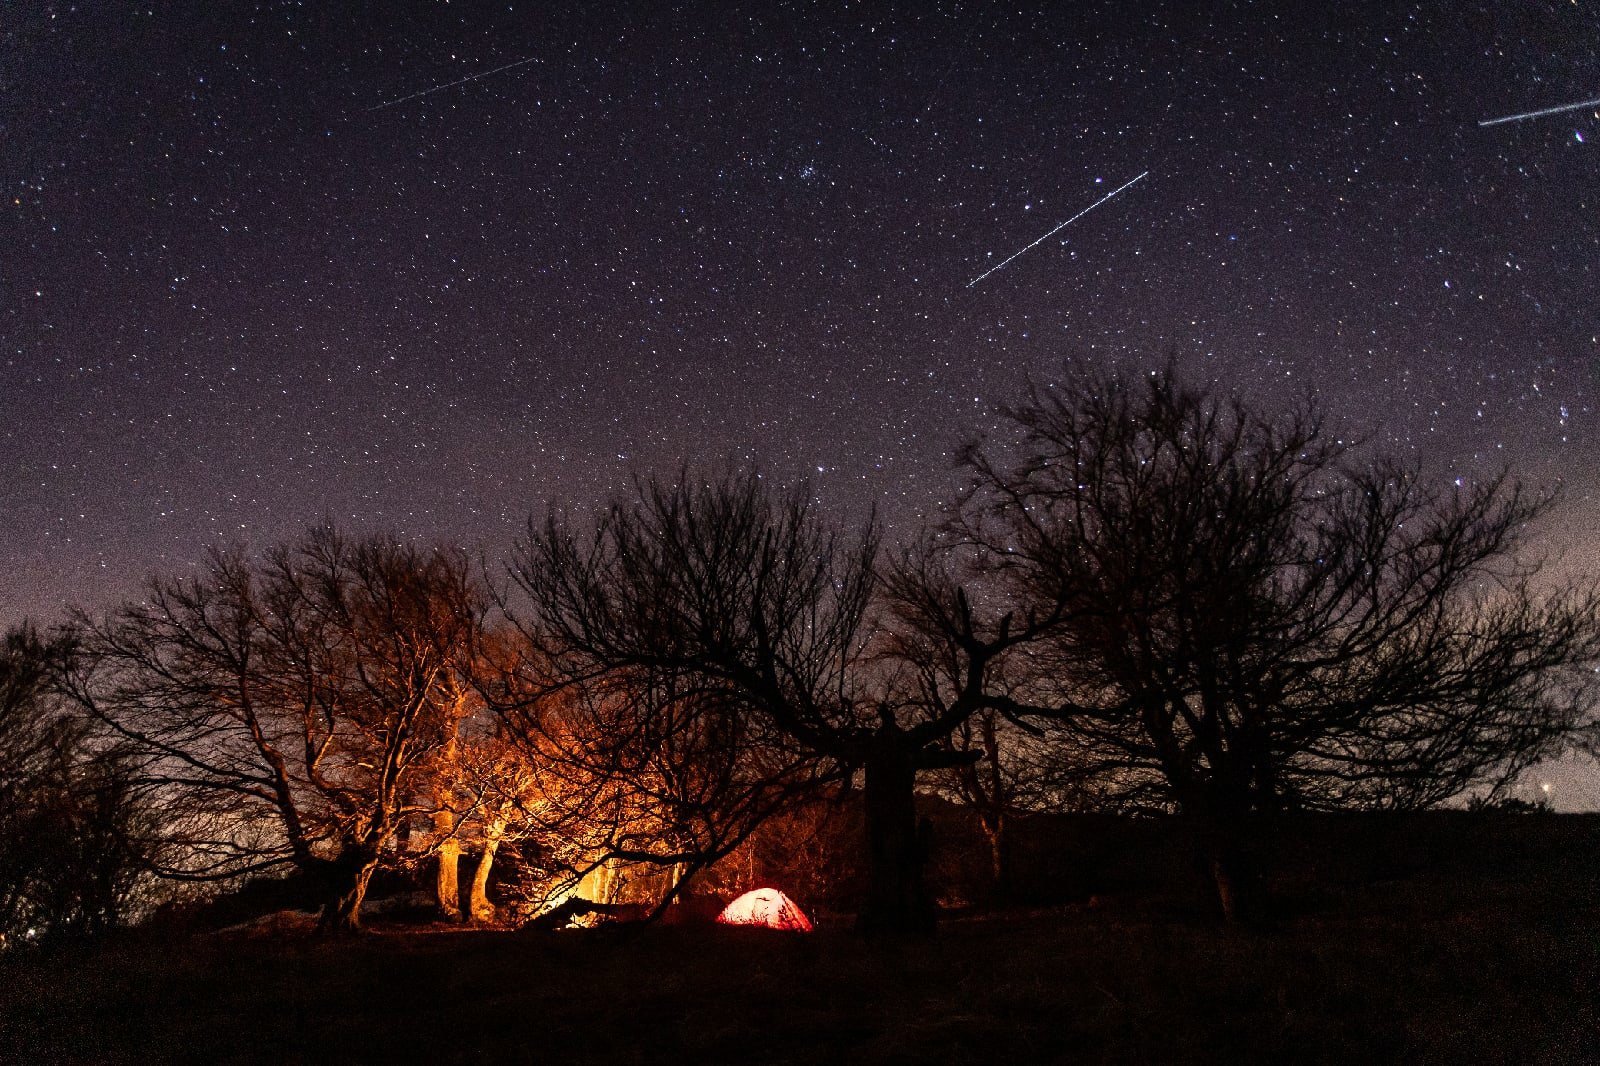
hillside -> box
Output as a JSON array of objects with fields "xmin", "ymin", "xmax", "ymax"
[{"xmin": 3, "ymin": 813, "xmax": 1595, "ymax": 1064}]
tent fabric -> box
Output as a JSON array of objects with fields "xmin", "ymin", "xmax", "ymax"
[{"xmin": 716, "ymin": 887, "xmax": 814, "ymax": 931}]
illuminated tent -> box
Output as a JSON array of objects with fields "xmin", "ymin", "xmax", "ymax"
[{"xmin": 715, "ymin": 887, "xmax": 814, "ymax": 932}]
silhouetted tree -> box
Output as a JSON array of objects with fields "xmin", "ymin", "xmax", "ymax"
[
  {"xmin": 533, "ymin": 674, "xmax": 836, "ymax": 914},
  {"xmin": 68, "ymin": 529, "xmax": 486, "ymax": 932},
  {"xmin": 929, "ymin": 710, "xmax": 1064, "ymax": 898},
  {"xmin": 0, "ymin": 626, "xmax": 152, "ymax": 947},
  {"xmin": 506, "ymin": 472, "xmax": 1001, "ymax": 933},
  {"xmin": 874, "ymin": 536, "xmax": 1067, "ymax": 918},
  {"xmin": 931, "ymin": 364, "xmax": 1600, "ymax": 919}
]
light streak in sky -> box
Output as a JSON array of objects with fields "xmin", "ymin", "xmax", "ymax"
[
  {"xmin": 967, "ymin": 170, "xmax": 1149, "ymax": 289},
  {"xmin": 1477, "ymin": 95, "xmax": 1600, "ymax": 127},
  {"xmin": 369, "ymin": 55, "xmax": 541, "ymax": 112}
]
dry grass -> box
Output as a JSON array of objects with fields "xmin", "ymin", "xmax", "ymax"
[
  {"xmin": 4, "ymin": 907, "xmax": 1595, "ymax": 1063},
  {"xmin": 3, "ymin": 815, "xmax": 1597, "ymax": 1064}
]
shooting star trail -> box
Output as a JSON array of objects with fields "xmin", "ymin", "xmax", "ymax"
[
  {"xmin": 369, "ymin": 55, "xmax": 541, "ymax": 112},
  {"xmin": 1478, "ymin": 95, "xmax": 1600, "ymax": 127},
  {"xmin": 967, "ymin": 170, "xmax": 1148, "ymax": 289}
]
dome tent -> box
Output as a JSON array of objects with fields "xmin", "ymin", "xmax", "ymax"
[{"xmin": 715, "ymin": 887, "xmax": 814, "ymax": 931}]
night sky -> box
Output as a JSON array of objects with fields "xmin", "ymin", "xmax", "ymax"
[{"xmin": 4, "ymin": 3, "xmax": 1598, "ymax": 797}]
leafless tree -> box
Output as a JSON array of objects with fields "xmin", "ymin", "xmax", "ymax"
[
  {"xmin": 505, "ymin": 472, "xmax": 1004, "ymax": 933},
  {"xmin": 67, "ymin": 529, "xmax": 486, "ymax": 932},
  {"xmin": 927, "ymin": 711, "xmax": 1057, "ymax": 898},
  {"xmin": 416, "ymin": 687, "xmax": 602, "ymax": 925},
  {"xmin": 408, "ymin": 674, "xmax": 480, "ymax": 924},
  {"xmin": 451, "ymin": 730, "xmax": 539, "ymax": 923},
  {"xmin": 928, "ymin": 364, "xmax": 1600, "ymax": 919},
  {"xmin": 495, "ymin": 514, "xmax": 847, "ymax": 920},
  {"xmin": 1, "ymin": 626, "xmax": 153, "ymax": 947}
]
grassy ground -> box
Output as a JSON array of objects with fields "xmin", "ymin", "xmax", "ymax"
[{"xmin": 3, "ymin": 818, "xmax": 1597, "ymax": 1064}]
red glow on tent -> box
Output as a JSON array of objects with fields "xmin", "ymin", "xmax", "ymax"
[{"xmin": 716, "ymin": 888, "xmax": 814, "ymax": 931}]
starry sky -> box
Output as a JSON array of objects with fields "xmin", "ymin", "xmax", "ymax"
[{"xmin": 4, "ymin": 3, "xmax": 1598, "ymax": 798}]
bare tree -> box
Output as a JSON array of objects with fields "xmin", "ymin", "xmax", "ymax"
[
  {"xmin": 505, "ymin": 472, "xmax": 1002, "ymax": 933},
  {"xmin": 933, "ymin": 364, "xmax": 1600, "ymax": 919},
  {"xmin": 411, "ymin": 677, "xmax": 478, "ymax": 923},
  {"xmin": 68, "ymin": 529, "xmax": 486, "ymax": 932},
  {"xmin": 416, "ymin": 698, "xmax": 592, "ymax": 925},
  {"xmin": 929, "ymin": 710, "xmax": 1053, "ymax": 898},
  {"xmin": 1, "ymin": 626, "xmax": 153, "ymax": 947},
  {"xmin": 493, "ymin": 579, "xmax": 848, "ymax": 922},
  {"xmin": 453, "ymin": 732, "xmax": 532, "ymax": 923}
]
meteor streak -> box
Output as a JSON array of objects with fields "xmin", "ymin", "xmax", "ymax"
[
  {"xmin": 967, "ymin": 170, "xmax": 1148, "ymax": 288},
  {"xmin": 369, "ymin": 55, "xmax": 541, "ymax": 112},
  {"xmin": 1478, "ymin": 95, "xmax": 1600, "ymax": 127}
]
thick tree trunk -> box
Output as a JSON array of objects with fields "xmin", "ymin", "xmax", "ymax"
[
  {"xmin": 467, "ymin": 826, "xmax": 502, "ymax": 923},
  {"xmin": 316, "ymin": 852, "xmax": 379, "ymax": 934},
  {"xmin": 857, "ymin": 741, "xmax": 934, "ymax": 935}
]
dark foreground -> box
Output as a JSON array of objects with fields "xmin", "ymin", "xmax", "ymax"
[{"xmin": 3, "ymin": 817, "xmax": 1598, "ymax": 1065}]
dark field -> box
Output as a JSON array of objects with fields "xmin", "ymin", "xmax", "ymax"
[{"xmin": 3, "ymin": 814, "xmax": 1598, "ymax": 1065}]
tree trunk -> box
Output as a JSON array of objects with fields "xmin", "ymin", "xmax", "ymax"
[
  {"xmin": 985, "ymin": 813, "xmax": 1011, "ymax": 902},
  {"xmin": 467, "ymin": 824, "xmax": 503, "ymax": 923},
  {"xmin": 435, "ymin": 834, "xmax": 462, "ymax": 922},
  {"xmin": 1200, "ymin": 817, "xmax": 1251, "ymax": 923},
  {"xmin": 1210, "ymin": 849, "xmax": 1240, "ymax": 923},
  {"xmin": 316, "ymin": 852, "xmax": 379, "ymax": 934},
  {"xmin": 433, "ymin": 731, "xmax": 462, "ymax": 922},
  {"xmin": 980, "ymin": 715, "xmax": 1011, "ymax": 901},
  {"xmin": 856, "ymin": 740, "xmax": 934, "ymax": 935}
]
